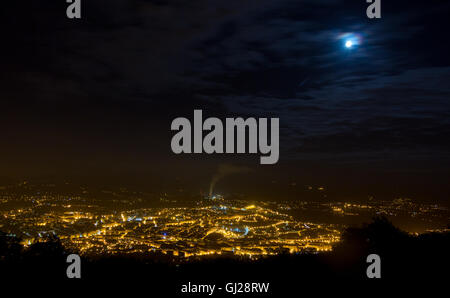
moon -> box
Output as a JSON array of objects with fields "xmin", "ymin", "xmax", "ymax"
[{"xmin": 338, "ymin": 33, "xmax": 362, "ymax": 50}]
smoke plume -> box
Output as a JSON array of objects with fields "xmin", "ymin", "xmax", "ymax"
[{"xmin": 209, "ymin": 164, "xmax": 251, "ymax": 198}]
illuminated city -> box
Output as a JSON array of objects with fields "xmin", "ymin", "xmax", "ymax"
[{"xmin": 1, "ymin": 182, "xmax": 447, "ymax": 259}]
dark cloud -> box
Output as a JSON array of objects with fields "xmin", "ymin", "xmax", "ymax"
[{"xmin": 1, "ymin": 0, "xmax": 450, "ymax": 200}]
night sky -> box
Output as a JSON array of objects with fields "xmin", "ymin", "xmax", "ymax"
[{"xmin": 1, "ymin": 0, "xmax": 450, "ymax": 203}]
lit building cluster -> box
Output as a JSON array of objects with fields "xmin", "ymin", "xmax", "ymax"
[
  {"xmin": 0, "ymin": 195, "xmax": 341, "ymax": 258},
  {"xmin": 0, "ymin": 183, "xmax": 447, "ymax": 259}
]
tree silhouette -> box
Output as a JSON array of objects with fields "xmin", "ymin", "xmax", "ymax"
[{"xmin": 0, "ymin": 231, "xmax": 22, "ymax": 261}]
